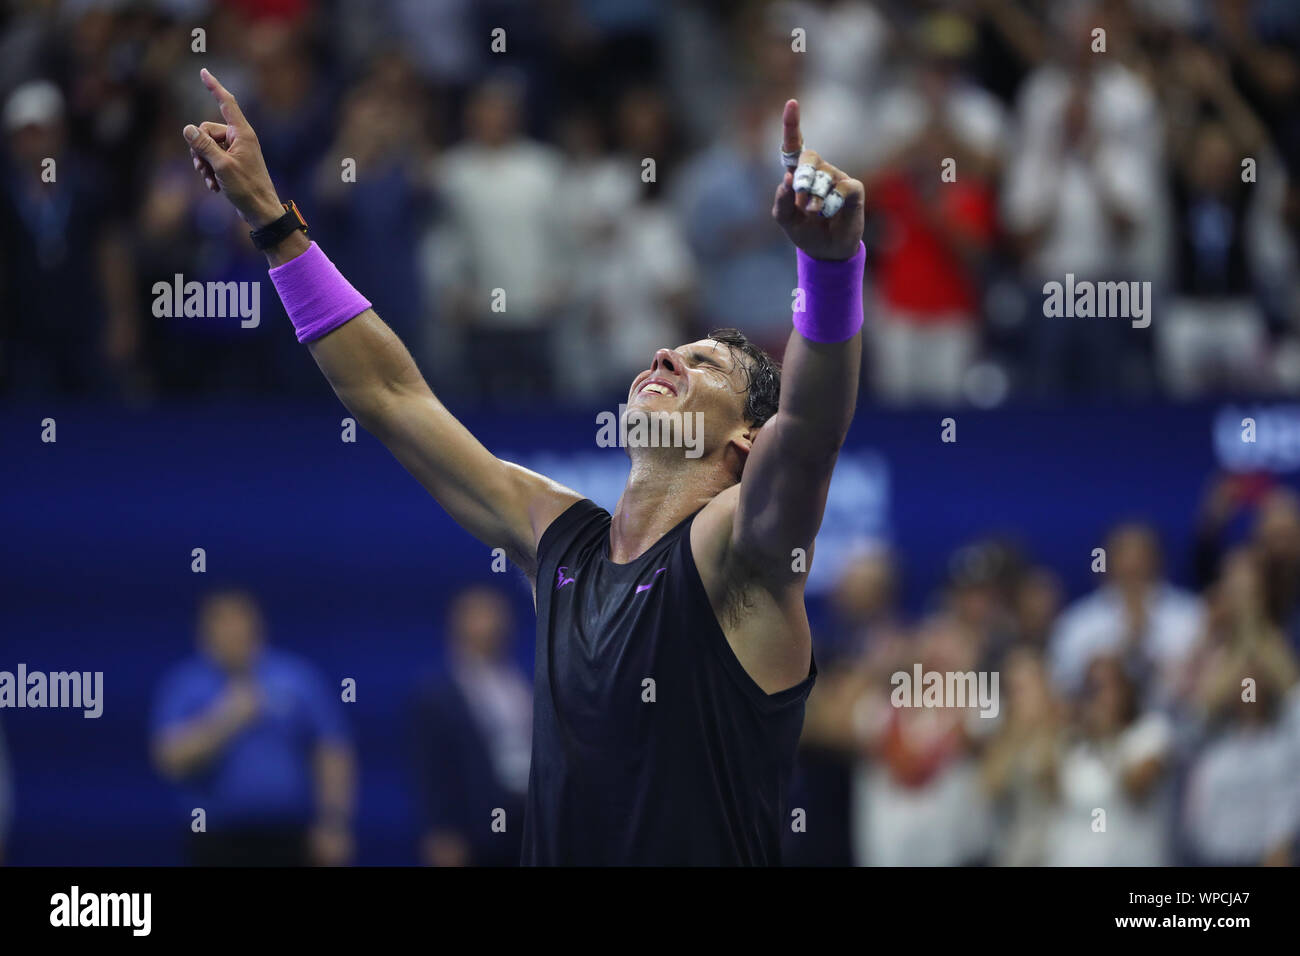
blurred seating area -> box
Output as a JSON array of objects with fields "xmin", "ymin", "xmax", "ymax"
[{"xmin": 2, "ymin": 0, "xmax": 1298, "ymax": 405}]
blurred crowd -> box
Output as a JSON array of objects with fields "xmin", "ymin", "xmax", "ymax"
[
  {"xmin": 128, "ymin": 471, "xmax": 1300, "ymax": 867},
  {"xmin": 1, "ymin": 0, "xmax": 1298, "ymax": 405},
  {"xmin": 794, "ymin": 472, "xmax": 1300, "ymax": 866}
]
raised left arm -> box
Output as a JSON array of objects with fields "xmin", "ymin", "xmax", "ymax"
[{"xmin": 732, "ymin": 100, "xmax": 866, "ymax": 584}]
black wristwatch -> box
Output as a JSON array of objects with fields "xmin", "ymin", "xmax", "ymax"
[{"xmin": 249, "ymin": 200, "xmax": 308, "ymax": 250}]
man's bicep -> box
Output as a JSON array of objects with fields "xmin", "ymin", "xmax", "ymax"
[{"xmin": 732, "ymin": 412, "xmax": 838, "ymax": 582}]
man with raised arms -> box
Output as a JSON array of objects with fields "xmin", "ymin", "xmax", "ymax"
[{"xmin": 183, "ymin": 69, "xmax": 865, "ymax": 864}]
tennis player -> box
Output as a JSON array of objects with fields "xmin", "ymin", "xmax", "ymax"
[{"xmin": 183, "ymin": 68, "xmax": 865, "ymax": 865}]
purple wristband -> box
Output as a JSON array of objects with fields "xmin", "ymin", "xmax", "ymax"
[
  {"xmin": 793, "ymin": 240, "xmax": 866, "ymax": 343},
  {"xmin": 268, "ymin": 241, "xmax": 372, "ymax": 344}
]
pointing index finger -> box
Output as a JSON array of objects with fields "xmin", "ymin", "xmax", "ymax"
[
  {"xmin": 200, "ymin": 68, "xmax": 249, "ymax": 131},
  {"xmin": 781, "ymin": 99, "xmax": 802, "ymax": 154}
]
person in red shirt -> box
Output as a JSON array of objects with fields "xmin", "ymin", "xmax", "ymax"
[
  {"xmin": 866, "ymin": 131, "xmax": 997, "ymax": 404},
  {"xmin": 863, "ymin": 24, "xmax": 1002, "ymax": 404}
]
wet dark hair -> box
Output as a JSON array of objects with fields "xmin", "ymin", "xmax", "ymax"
[{"xmin": 707, "ymin": 328, "xmax": 781, "ymax": 429}]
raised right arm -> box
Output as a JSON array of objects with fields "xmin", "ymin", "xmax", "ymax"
[
  {"xmin": 302, "ymin": 301, "xmax": 583, "ymax": 574},
  {"xmin": 182, "ymin": 69, "xmax": 581, "ymax": 577}
]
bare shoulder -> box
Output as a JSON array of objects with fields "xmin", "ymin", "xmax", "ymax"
[{"xmin": 501, "ymin": 460, "xmax": 586, "ymax": 577}]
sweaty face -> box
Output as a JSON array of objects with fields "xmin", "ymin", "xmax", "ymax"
[{"xmin": 626, "ymin": 339, "xmax": 752, "ymax": 457}]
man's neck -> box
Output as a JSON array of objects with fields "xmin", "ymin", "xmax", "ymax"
[{"xmin": 608, "ymin": 456, "xmax": 733, "ymax": 564}]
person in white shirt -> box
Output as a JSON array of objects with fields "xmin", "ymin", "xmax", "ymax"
[
  {"xmin": 1001, "ymin": 7, "xmax": 1169, "ymax": 394},
  {"xmin": 430, "ymin": 75, "xmax": 568, "ymax": 401},
  {"xmin": 1182, "ymin": 685, "xmax": 1300, "ymax": 866},
  {"xmin": 1049, "ymin": 523, "xmax": 1203, "ymax": 707},
  {"xmin": 1180, "ymin": 546, "xmax": 1300, "ymax": 864},
  {"xmin": 1047, "ymin": 655, "xmax": 1173, "ymax": 866}
]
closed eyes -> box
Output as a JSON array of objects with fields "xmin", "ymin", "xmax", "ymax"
[{"xmin": 691, "ymin": 352, "xmax": 725, "ymax": 371}]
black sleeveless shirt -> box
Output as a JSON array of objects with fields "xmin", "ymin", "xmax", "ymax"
[{"xmin": 521, "ymin": 498, "xmax": 816, "ymax": 865}]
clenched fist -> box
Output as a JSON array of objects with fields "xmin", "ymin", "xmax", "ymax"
[{"xmin": 771, "ymin": 99, "xmax": 865, "ymax": 262}]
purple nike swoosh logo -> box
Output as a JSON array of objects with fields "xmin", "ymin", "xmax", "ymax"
[
  {"xmin": 556, "ymin": 567, "xmax": 576, "ymax": 590},
  {"xmin": 636, "ymin": 567, "xmax": 667, "ymax": 594}
]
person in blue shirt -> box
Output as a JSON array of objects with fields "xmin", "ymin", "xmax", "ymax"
[{"xmin": 151, "ymin": 589, "xmax": 356, "ymax": 866}]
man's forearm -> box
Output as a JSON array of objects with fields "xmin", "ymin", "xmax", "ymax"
[
  {"xmin": 779, "ymin": 331, "xmax": 861, "ymax": 455},
  {"xmin": 731, "ymin": 240, "xmax": 865, "ymax": 570},
  {"xmin": 305, "ymin": 309, "xmax": 429, "ymax": 436},
  {"xmin": 256, "ymin": 226, "xmax": 421, "ymax": 427}
]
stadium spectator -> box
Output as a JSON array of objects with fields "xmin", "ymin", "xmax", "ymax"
[
  {"xmin": 1180, "ymin": 546, "xmax": 1299, "ymax": 709},
  {"xmin": 135, "ymin": 100, "xmax": 280, "ymax": 395},
  {"xmin": 1254, "ymin": 489, "xmax": 1300, "ymax": 649},
  {"xmin": 1048, "ymin": 523, "xmax": 1203, "ymax": 706},
  {"xmin": 745, "ymin": 1, "xmax": 881, "ymax": 181},
  {"xmin": 941, "ymin": 540, "xmax": 1022, "ymax": 671},
  {"xmin": 429, "ymin": 73, "xmax": 568, "ymax": 402},
  {"xmin": 1179, "ymin": 546, "xmax": 1300, "ymax": 863},
  {"xmin": 1193, "ymin": 479, "xmax": 1300, "ymax": 652},
  {"xmin": 822, "ymin": 547, "xmax": 906, "ymax": 666},
  {"xmin": 384, "ymin": 0, "xmax": 484, "ymax": 91},
  {"xmin": 671, "ymin": 86, "xmax": 796, "ymax": 357},
  {"xmin": 787, "ymin": 548, "xmax": 905, "ymax": 866},
  {"xmin": 1046, "ymin": 654, "xmax": 1174, "ymax": 866},
  {"xmin": 982, "ymin": 645, "xmax": 1064, "ymax": 866},
  {"xmin": 151, "ymin": 590, "xmax": 356, "ymax": 866},
  {"xmin": 411, "ymin": 587, "xmax": 532, "ymax": 867},
  {"xmin": 863, "ymin": 12, "xmax": 1004, "ymax": 404},
  {"xmin": 311, "ymin": 54, "xmax": 434, "ymax": 352},
  {"xmin": 556, "ymin": 89, "xmax": 696, "ymax": 397},
  {"xmin": 848, "ymin": 615, "xmax": 994, "ymax": 866},
  {"xmin": 1212, "ymin": 0, "xmax": 1300, "ymax": 241},
  {"xmin": 1153, "ymin": 42, "xmax": 1277, "ymax": 396},
  {"xmin": 1012, "ymin": 566, "xmax": 1064, "ymax": 651},
  {"xmin": 238, "ymin": 20, "xmax": 333, "ymax": 209},
  {"xmin": 0, "ymin": 79, "xmax": 138, "ymax": 395},
  {"xmin": 1001, "ymin": 6, "xmax": 1168, "ymax": 396}
]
